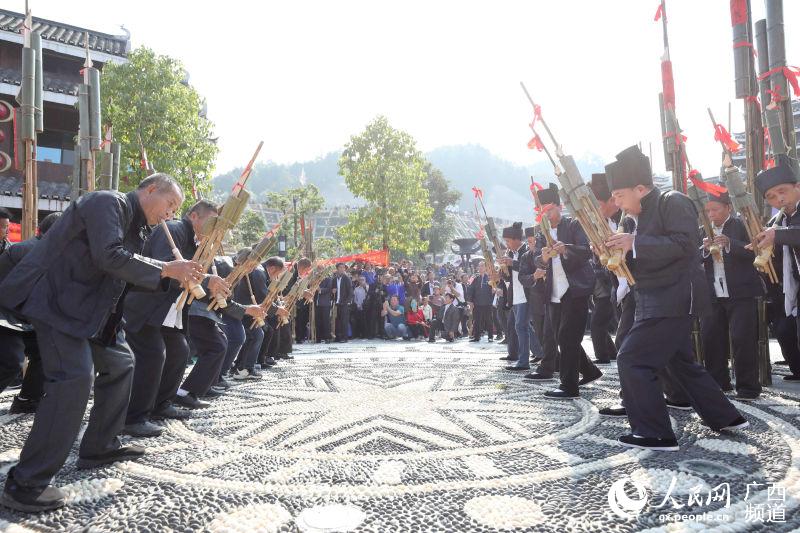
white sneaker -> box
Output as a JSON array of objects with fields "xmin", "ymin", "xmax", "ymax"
[{"xmin": 232, "ymin": 369, "xmax": 250, "ymax": 381}]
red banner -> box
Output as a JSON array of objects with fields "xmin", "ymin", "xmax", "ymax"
[{"xmin": 323, "ymin": 249, "xmax": 390, "ymax": 267}]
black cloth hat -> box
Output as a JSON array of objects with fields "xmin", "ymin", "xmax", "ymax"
[
  {"xmin": 538, "ymin": 183, "xmax": 560, "ymax": 206},
  {"xmin": 605, "ymin": 145, "xmax": 653, "ymax": 190},
  {"xmin": 703, "ymin": 176, "xmax": 731, "ymax": 205},
  {"xmin": 502, "ymin": 221, "xmax": 523, "ymax": 240},
  {"xmin": 755, "ymin": 160, "xmax": 798, "ymax": 197},
  {"xmin": 524, "ymin": 226, "xmax": 536, "ymax": 237},
  {"xmin": 589, "ymin": 173, "xmax": 611, "ymax": 201}
]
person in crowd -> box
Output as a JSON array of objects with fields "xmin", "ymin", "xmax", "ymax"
[
  {"xmin": 0, "ymin": 212, "xmax": 60, "ymax": 412},
  {"xmin": 422, "ymin": 270, "xmax": 437, "ymax": 298},
  {"xmin": 315, "ymin": 274, "xmax": 334, "ymax": 343},
  {"xmin": 383, "ymin": 295, "xmax": 409, "ymax": 340},
  {"xmin": 468, "ymin": 261, "xmax": 494, "ymax": 342},
  {"xmin": 500, "ymin": 222, "xmax": 531, "ymax": 370},
  {"xmin": 436, "ymin": 292, "xmax": 460, "ymax": 342},
  {"xmin": 387, "ymin": 275, "xmax": 405, "ymax": 305},
  {"xmin": 406, "ymin": 272, "xmax": 423, "ymax": 308},
  {"xmin": 352, "ymin": 275, "xmax": 369, "ymax": 339},
  {"xmin": 405, "ymin": 299, "xmax": 426, "ymax": 339},
  {"xmin": 332, "ymin": 262, "xmax": 353, "ymax": 343},
  {"xmin": 0, "ymin": 207, "xmax": 11, "ymax": 255}
]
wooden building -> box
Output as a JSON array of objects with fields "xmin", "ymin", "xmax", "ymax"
[{"xmin": 0, "ymin": 8, "xmax": 129, "ymax": 219}]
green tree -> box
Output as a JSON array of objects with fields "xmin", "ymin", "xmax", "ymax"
[
  {"xmin": 313, "ymin": 236, "xmax": 340, "ymax": 259},
  {"xmin": 230, "ymin": 209, "xmax": 266, "ymax": 249},
  {"xmin": 101, "ymin": 47, "xmax": 217, "ymax": 207},
  {"xmin": 338, "ymin": 116, "xmax": 433, "ymax": 255},
  {"xmin": 423, "ymin": 162, "xmax": 461, "ymax": 258},
  {"xmin": 264, "ymin": 184, "xmax": 325, "ymax": 249}
]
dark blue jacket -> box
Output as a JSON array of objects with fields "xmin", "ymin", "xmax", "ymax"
[
  {"xmin": 0, "ymin": 190, "xmax": 165, "ymax": 339},
  {"xmin": 0, "ymin": 237, "xmax": 39, "ymax": 331},
  {"xmin": 701, "ymin": 216, "xmax": 765, "ymax": 301},
  {"xmin": 533, "ymin": 216, "xmax": 595, "ymax": 299}
]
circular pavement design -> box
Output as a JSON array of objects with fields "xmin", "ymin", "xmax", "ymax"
[{"xmin": 1, "ymin": 339, "xmax": 800, "ymax": 532}]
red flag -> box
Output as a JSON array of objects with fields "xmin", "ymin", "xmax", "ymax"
[
  {"xmin": 471, "ymin": 186, "xmax": 483, "ymax": 199},
  {"xmin": 713, "ymin": 124, "xmax": 741, "ymax": 153},
  {"xmin": 661, "ymin": 60, "xmax": 676, "ymax": 108},
  {"xmin": 729, "ymin": 0, "xmax": 747, "ymax": 26},
  {"xmin": 527, "ymin": 133, "xmax": 544, "ymax": 151},
  {"xmin": 654, "ymin": 2, "xmax": 664, "ymax": 21},
  {"xmin": 7, "ymin": 222, "xmax": 21, "ymax": 243}
]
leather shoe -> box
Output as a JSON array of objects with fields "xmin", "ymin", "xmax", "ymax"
[
  {"xmin": 469, "ymin": 338, "xmax": 480, "ymax": 342},
  {"xmin": 599, "ymin": 406, "xmax": 627, "ymax": 417},
  {"xmin": 1, "ymin": 468, "xmax": 65, "ymax": 512},
  {"xmin": 76, "ymin": 445, "xmax": 146, "ymax": 470},
  {"xmin": 592, "ymin": 359, "xmax": 611, "ymax": 365},
  {"xmin": 8, "ymin": 396, "xmax": 39, "ymax": 414},
  {"xmin": 202, "ymin": 387, "xmax": 224, "ymax": 399},
  {"xmin": 174, "ymin": 393, "xmax": 211, "ymax": 410},
  {"xmin": 120, "ymin": 421, "xmax": 163, "ymax": 438},
  {"xmin": 151, "ymin": 403, "xmax": 190, "ymax": 421},
  {"xmin": 500, "ymin": 356, "xmax": 518, "ymax": 361},
  {"xmin": 505, "ymin": 365, "xmax": 530, "ymax": 371},
  {"xmin": 524, "ymin": 372, "xmax": 554, "ymax": 381}
]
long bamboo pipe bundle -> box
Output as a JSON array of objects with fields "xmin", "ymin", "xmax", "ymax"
[{"xmin": 160, "ymin": 220, "xmax": 206, "ymax": 300}]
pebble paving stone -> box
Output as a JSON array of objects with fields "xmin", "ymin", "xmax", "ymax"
[{"xmin": 1, "ymin": 337, "xmax": 800, "ymax": 531}]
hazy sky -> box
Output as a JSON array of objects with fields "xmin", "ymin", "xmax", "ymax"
[{"xmin": 24, "ymin": 0, "xmax": 800, "ymax": 177}]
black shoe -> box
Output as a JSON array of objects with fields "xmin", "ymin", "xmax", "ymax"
[
  {"xmin": 120, "ymin": 421, "xmax": 163, "ymax": 438},
  {"xmin": 1, "ymin": 469, "xmax": 65, "ymax": 512},
  {"xmin": 618, "ymin": 434, "xmax": 679, "ymax": 452},
  {"xmin": 544, "ymin": 389, "xmax": 578, "ymax": 400},
  {"xmin": 500, "ymin": 356, "xmax": 518, "ymax": 361},
  {"xmin": 469, "ymin": 338, "xmax": 480, "ymax": 342},
  {"xmin": 505, "ymin": 365, "xmax": 530, "ymax": 371},
  {"xmin": 173, "ymin": 393, "xmax": 211, "ymax": 410},
  {"xmin": 701, "ymin": 415, "xmax": 749, "ymax": 432},
  {"xmin": 151, "ymin": 403, "xmax": 191, "ymax": 421},
  {"xmin": 735, "ymin": 394, "xmax": 759, "ymax": 402},
  {"xmin": 665, "ymin": 399, "xmax": 693, "ymax": 411},
  {"xmin": 531, "ymin": 357, "xmax": 543, "ymax": 365},
  {"xmin": 599, "ymin": 406, "xmax": 627, "ymax": 417},
  {"xmin": 202, "ymin": 387, "xmax": 224, "ymax": 399},
  {"xmin": 784, "ymin": 374, "xmax": 800, "ymax": 382},
  {"xmin": 215, "ymin": 378, "xmax": 233, "ymax": 390},
  {"xmin": 263, "ymin": 358, "xmax": 277, "ymax": 367},
  {"xmin": 76, "ymin": 445, "xmax": 146, "ymax": 470},
  {"xmin": 427, "ymin": 339, "xmax": 435, "ymax": 343},
  {"xmin": 8, "ymin": 396, "xmax": 39, "ymax": 414},
  {"xmin": 524, "ymin": 372, "xmax": 554, "ymax": 381},
  {"xmin": 275, "ymin": 354, "xmax": 294, "ymax": 360},
  {"xmin": 579, "ymin": 371, "xmax": 603, "ymax": 386},
  {"xmin": 592, "ymin": 359, "xmax": 611, "ymax": 365}
]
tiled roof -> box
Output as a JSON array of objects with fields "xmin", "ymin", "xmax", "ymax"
[
  {"xmin": 0, "ymin": 9, "xmax": 129, "ymax": 58},
  {"xmin": 0, "ymin": 67, "xmax": 80, "ymax": 96},
  {"xmin": 0, "ymin": 175, "xmax": 72, "ymax": 200}
]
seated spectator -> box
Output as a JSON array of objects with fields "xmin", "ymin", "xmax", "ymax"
[
  {"xmin": 382, "ymin": 295, "xmax": 409, "ymax": 340},
  {"xmin": 405, "ymin": 300, "xmax": 426, "ymax": 339},
  {"xmin": 429, "ymin": 292, "xmax": 460, "ymax": 342}
]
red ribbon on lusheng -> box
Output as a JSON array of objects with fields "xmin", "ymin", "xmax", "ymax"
[
  {"xmin": 663, "ymin": 131, "xmax": 687, "ymax": 145},
  {"xmin": 713, "ymin": 123, "xmax": 741, "ymax": 153},
  {"xmin": 475, "ymin": 228, "xmax": 485, "ymax": 240},
  {"xmin": 745, "ymin": 95, "xmax": 761, "ymax": 113},
  {"xmin": 733, "ymin": 41, "xmax": 756, "ymax": 57},
  {"xmin": 527, "ymin": 133, "xmax": 544, "ymax": 151},
  {"xmin": 757, "ymin": 66, "xmax": 800, "ymax": 98},
  {"xmin": 766, "ymin": 87, "xmax": 783, "ymax": 107},
  {"xmin": 763, "ymin": 126, "xmax": 772, "ymax": 170},
  {"xmin": 689, "ymin": 171, "xmax": 729, "ymax": 196},
  {"xmin": 471, "ymin": 186, "xmax": 483, "ymax": 199},
  {"xmin": 654, "ymin": 2, "xmax": 664, "ymax": 21},
  {"xmin": 730, "ymin": 0, "xmax": 748, "ymax": 26},
  {"xmin": 529, "ymin": 104, "xmax": 542, "ymax": 129},
  {"xmin": 661, "ymin": 60, "xmax": 676, "ymax": 108},
  {"xmin": 534, "ymin": 204, "xmax": 556, "ymax": 223}
]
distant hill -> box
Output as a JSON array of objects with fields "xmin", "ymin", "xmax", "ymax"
[{"xmin": 213, "ymin": 144, "xmax": 607, "ymax": 221}]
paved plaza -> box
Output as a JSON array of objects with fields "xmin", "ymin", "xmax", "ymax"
[{"xmin": 1, "ymin": 338, "xmax": 799, "ymax": 532}]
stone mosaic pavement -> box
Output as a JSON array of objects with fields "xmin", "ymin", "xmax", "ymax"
[{"xmin": 1, "ymin": 338, "xmax": 800, "ymax": 532}]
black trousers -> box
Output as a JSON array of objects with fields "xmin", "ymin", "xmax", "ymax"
[
  {"xmin": 295, "ymin": 303, "xmax": 309, "ymax": 342},
  {"xmin": 541, "ymin": 295, "xmax": 596, "ymax": 395},
  {"xmin": 472, "ymin": 305, "xmax": 494, "ymax": 339},
  {"xmin": 14, "ymin": 323, "xmax": 133, "ymax": 487},
  {"xmin": 493, "ymin": 306, "xmax": 506, "ymax": 337},
  {"xmin": 364, "ymin": 302, "xmax": 381, "ymax": 339},
  {"xmin": 615, "ymin": 294, "xmax": 635, "ymax": 350},
  {"xmin": 506, "ymin": 307, "xmax": 518, "ymax": 357},
  {"xmin": 590, "ymin": 295, "xmax": 617, "ymax": 362},
  {"xmin": 700, "ymin": 297, "xmax": 761, "ymax": 397},
  {"xmin": 183, "ymin": 316, "xmax": 228, "ymax": 396},
  {"xmin": 278, "ymin": 322, "xmax": 293, "ymax": 354},
  {"xmin": 335, "ymin": 303, "xmax": 350, "ymax": 341},
  {"xmin": 531, "ymin": 312, "xmax": 546, "ymax": 359},
  {"xmin": 126, "ymin": 324, "xmax": 189, "ymax": 424},
  {"xmin": 0, "ymin": 328, "xmax": 43, "ymax": 400},
  {"xmin": 353, "ymin": 308, "xmax": 367, "ymax": 338},
  {"xmin": 316, "ymin": 306, "xmax": 331, "ymax": 341},
  {"xmin": 618, "ymin": 315, "xmax": 741, "ymax": 439}
]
